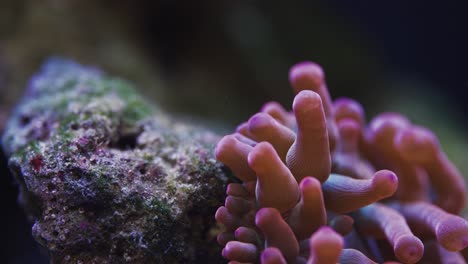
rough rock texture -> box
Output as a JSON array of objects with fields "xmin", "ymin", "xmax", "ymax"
[{"xmin": 2, "ymin": 59, "xmax": 230, "ymax": 263}]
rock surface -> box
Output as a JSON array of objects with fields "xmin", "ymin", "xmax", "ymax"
[{"xmin": 2, "ymin": 58, "xmax": 230, "ymax": 263}]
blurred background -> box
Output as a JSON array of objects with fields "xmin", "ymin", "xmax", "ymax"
[{"xmin": 0, "ymin": 0, "xmax": 467, "ymax": 262}]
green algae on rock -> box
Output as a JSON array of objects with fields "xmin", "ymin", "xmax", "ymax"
[{"xmin": 2, "ymin": 58, "xmax": 230, "ymax": 263}]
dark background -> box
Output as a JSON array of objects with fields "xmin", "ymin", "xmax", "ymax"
[{"xmin": 1, "ymin": 0, "xmax": 467, "ymax": 262}]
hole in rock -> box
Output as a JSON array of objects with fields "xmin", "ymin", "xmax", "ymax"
[{"xmin": 110, "ymin": 132, "xmax": 140, "ymax": 150}]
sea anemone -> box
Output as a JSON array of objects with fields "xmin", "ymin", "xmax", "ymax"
[{"xmin": 214, "ymin": 61, "xmax": 468, "ymax": 263}]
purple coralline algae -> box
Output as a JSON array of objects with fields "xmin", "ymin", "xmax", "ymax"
[
  {"xmin": 2, "ymin": 59, "xmax": 231, "ymax": 263},
  {"xmin": 215, "ymin": 61, "xmax": 468, "ymax": 264}
]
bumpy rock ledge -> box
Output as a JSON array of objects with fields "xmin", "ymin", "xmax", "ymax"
[{"xmin": 2, "ymin": 58, "xmax": 230, "ymax": 263}]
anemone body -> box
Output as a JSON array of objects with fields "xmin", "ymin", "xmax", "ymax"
[{"xmin": 215, "ymin": 61, "xmax": 468, "ymax": 264}]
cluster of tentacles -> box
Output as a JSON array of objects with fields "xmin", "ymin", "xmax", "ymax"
[{"xmin": 214, "ymin": 61, "xmax": 468, "ymax": 264}]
